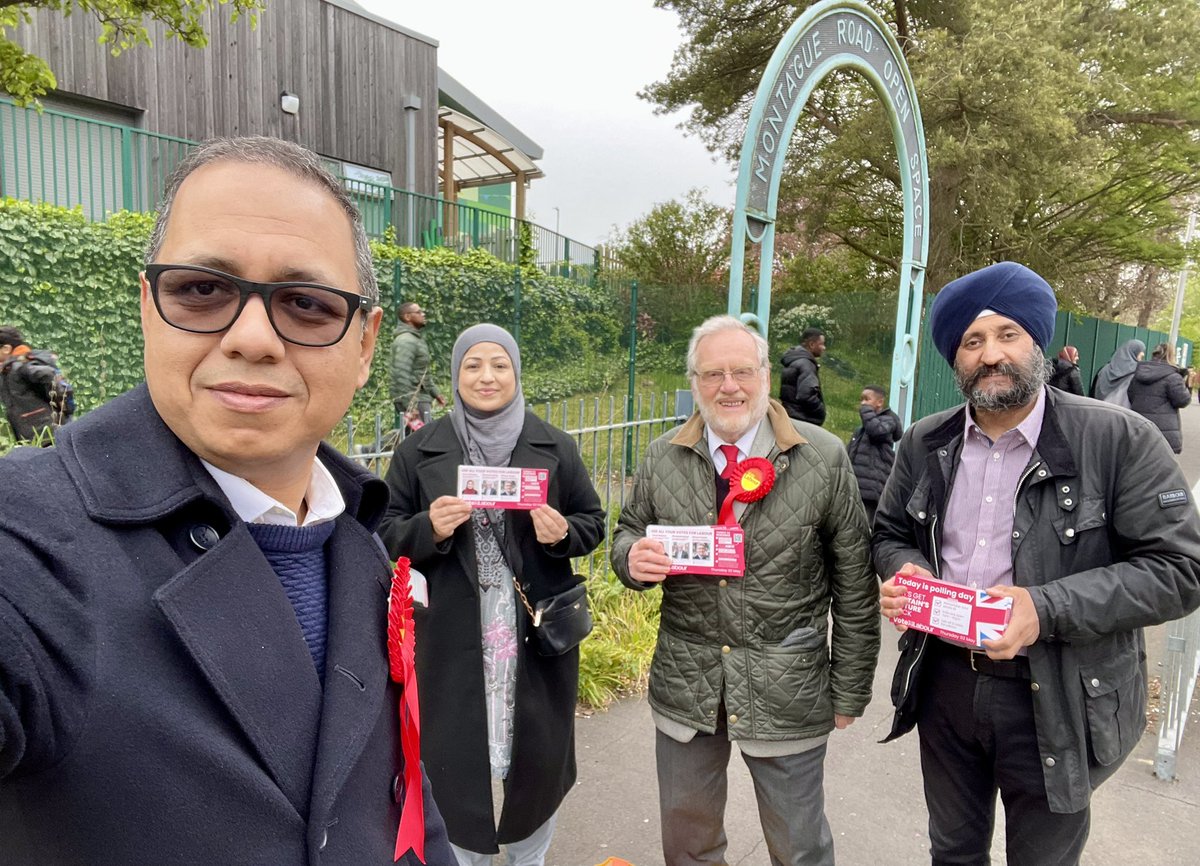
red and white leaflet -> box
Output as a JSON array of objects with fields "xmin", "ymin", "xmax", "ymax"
[
  {"xmin": 457, "ymin": 465, "xmax": 549, "ymax": 510},
  {"xmin": 892, "ymin": 572, "xmax": 1013, "ymax": 647},
  {"xmin": 646, "ymin": 524, "xmax": 746, "ymax": 577}
]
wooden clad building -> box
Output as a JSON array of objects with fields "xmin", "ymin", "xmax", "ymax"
[{"xmin": 11, "ymin": 0, "xmax": 439, "ymax": 196}]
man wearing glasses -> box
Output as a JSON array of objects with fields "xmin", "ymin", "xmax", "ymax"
[
  {"xmin": 612, "ymin": 315, "xmax": 879, "ymax": 866},
  {"xmin": 0, "ymin": 137, "xmax": 455, "ymax": 864}
]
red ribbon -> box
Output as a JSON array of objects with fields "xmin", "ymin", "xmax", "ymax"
[
  {"xmin": 388, "ymin": 557, "xmax": 425, "ymax": 863},
  {"xmin": 717, "ymin": 457, "xmax": 776, "ymax": 525}
]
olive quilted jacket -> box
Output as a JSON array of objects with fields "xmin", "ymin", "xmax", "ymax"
[{"xmin": 612, "ymin": 401, "xmax": 880, "ymax": 740}]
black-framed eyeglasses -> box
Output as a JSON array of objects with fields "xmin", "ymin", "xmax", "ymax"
[{"xmin": 144, "ymin": 264, "xmax": 376, "ymax": 348}]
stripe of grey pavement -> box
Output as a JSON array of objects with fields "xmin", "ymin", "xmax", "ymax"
[{"xmin": 549, "ymin": 402, "xmax": 1200, "ymax": 866}]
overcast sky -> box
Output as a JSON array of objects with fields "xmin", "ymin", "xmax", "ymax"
[{"xmin": 358, "ymin": 0, "xmax": 737, "ymax": 246}]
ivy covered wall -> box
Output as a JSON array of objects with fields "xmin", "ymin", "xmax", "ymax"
[{"xmin": 0, "ymin": 200, "xmax": 625, "ymax": 426}]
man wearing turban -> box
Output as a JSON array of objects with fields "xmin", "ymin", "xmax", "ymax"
[{"xmin": 872, "ymin": 262, "xmax": 1200, "ymax": 865}]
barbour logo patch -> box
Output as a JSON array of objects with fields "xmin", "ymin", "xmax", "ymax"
[{"xmin": 1159, "ymin": 489, "xmax": 1189, "ymax": 508}]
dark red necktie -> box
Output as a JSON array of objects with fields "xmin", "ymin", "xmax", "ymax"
[{"xmin": 719, "ymin": 444, "xmax": 741, "ymax": 479}]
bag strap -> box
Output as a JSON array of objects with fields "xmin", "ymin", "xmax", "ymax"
[{"xmin": 483, "ymin": 517, "xmax": 540, "ymax": 625}]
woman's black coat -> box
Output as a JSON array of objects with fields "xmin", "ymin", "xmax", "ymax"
[
  {"xmin": 1127, "ymin": 359, "xmax": 1191, "ymax": 453},
  {"xmin": 378, "ymin": 413, "xmax": 605, "ymax": 854},
  {"xmin": 1047, "ymin": 357, "xmax": 1084, "ymax": 396}
]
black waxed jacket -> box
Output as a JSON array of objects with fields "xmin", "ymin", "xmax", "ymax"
[{"xmin": 873, "ymin": 387, "xmax": 1200, "ymax": 814}]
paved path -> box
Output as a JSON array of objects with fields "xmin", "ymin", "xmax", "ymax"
[{"xmin": 548, "ymin": 401, "xmax": 1200, "ymax": 866}]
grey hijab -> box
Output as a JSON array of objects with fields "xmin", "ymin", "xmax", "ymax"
[
  {"xmin": 449, "ymin": 324, "xmax": 526, "ymax": 467},
  {"xmin": 1094, "ymin": 339, "xmax": 1145, "ymax": 403}
]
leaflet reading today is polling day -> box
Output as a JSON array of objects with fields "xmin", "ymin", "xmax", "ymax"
[{"xmin": 457, "ymin": 465, "xmax": 549, "ymax": 510}]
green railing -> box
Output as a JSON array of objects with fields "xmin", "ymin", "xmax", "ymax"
[
  {"xmin": 0, "ymin": 97, "xmax": 610, "ymax": 285},
  {"xmin": 912, "ymin": 297, "xmax": 1194, "ymax": 421}
]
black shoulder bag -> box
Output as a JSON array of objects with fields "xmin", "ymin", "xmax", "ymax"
[{"xmin": 486, "ymin": 519, "xmax": 593, "ymax": 656}]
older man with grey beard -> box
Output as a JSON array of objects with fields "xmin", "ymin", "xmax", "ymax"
[
  {"xmin": 612, "ymin": 314, "xmax": 878, "ymax": 866},
  {"xmin": 874, "ymin": 261, "xmax": 1200, "ymax": 866}
]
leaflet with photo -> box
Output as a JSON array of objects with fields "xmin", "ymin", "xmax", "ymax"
[
  {"xmin": 891, "ymin": 572, "xmax": 1013, "ymax": 648},
  {"xmin": 647, "ymin": 524, "xmax": 746, "ymax": 577},
  {"xmin": 457, "ymin": 465, "xmax": 549, "ymax": 510}
]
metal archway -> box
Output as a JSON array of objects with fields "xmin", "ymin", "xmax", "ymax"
[{"xmin": 729, "ymin": 0, "xmax": 929, "ymax": 427}]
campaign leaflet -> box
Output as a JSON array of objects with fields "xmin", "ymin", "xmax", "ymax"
[
  {"xmin": 647, "ymin": 524, "xmax": 746, "ymax": 577},
  {"xmin": 892, "ymin": 572, "xmax": 1013, "ymax": 648},
  {"xmin": 457, "ymin": 465, "xmax": 549, "ymax": 510}
]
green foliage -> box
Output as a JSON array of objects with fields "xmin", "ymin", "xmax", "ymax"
[
  {"xmin": 0, "ymin": 199, "xmax": 152, "ymax": 410},
  {"xmin": 1, "ymin": 0, "xmax": 261, "ymax": 105},
  {"xmin": 578, "ymin": 569, "xmax": 661, "ymax": 709},
  {"xmin": 608, "ymin": 190, "xmax": 733, "ymax": 345},
  {"xmin": 769, "ymin": 292, "xmax": 896, "ymax": 441},
  {"xmin": 371, "ymin": 241, "xmax": 624, "ymax": 418},
  {"xmin": 771, "ymin": 303, "xmax": 837, "ymax": 351},
  {"xmin": 0, "ymin": 200, "xmax": 624, "ymax": 429},
  {"xmin": 1151, "ymin": 268, "xmax": 1200, "ymax": 349},
  {"xmin": 644, "ymin": 0, "xmax": 1200, "ymax": 317}
]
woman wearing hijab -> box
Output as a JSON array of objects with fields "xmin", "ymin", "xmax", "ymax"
[
  {"xmin": 379, "ymin": 324, "xmax": 605, "ymax": 866},
  {"xmin": 1091, "ymin": 339, "xmax": 1145, "ymax": 407},
  {"xmin": 1047, "ymin": 345, "xmax": 1084, "ymax": 395}
]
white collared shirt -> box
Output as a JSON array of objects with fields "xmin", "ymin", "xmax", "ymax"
[
  {"xmin": 201, "ymin": 457, "xmax": 345, "ymax": 527},
  {"xmin": 706, "ymin": 420, "xmax": 763, "ymax": 475}
]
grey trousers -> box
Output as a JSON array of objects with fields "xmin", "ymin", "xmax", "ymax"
[{"xmin": 656, "ymin": 728, "xmax": 835, "ymax": 866}]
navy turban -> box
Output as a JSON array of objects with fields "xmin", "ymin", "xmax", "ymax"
[{"xmin": 928, "ymin": 262, "xmax": 1057, "ymax": 365}]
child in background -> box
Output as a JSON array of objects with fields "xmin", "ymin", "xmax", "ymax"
[{"xmin": 846, "ymin": 385, "xmax": 901, "ymax": 526}]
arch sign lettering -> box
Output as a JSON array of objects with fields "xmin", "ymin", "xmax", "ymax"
[{"xmin": 728, "ymin": 0, "xmax": 929, "ymax": 427}]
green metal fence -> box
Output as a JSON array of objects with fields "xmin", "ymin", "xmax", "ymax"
[
  {"xmin": 912, "ymin": 298, "xmax": 1194, "ymax": 421},
  {"xmin": 0, "ymin": 97, "xmax": 608, "ymax": 284}
]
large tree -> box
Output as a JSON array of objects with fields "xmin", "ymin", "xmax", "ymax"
[
  {"xmin": 644, "ymin": 0, "xmax": 1200, "ymax": 317},
  {"xmin": 607, "ymin": 188, "xmax": 732, "ymax": 340},
  {"xmin": 1, "ymin": 0, "xmax": 260, "ymax": 105}
]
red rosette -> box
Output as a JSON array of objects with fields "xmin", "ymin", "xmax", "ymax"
[
  {"xmin": 729, "ymin": 457, "xmax": 775, "ymax": 502},
  {"xmin": 718, "ymin": 457, "xmax": 776, "ymax": 525},
  {"xmin": 388, "ymin": 557, "xmax": 425, "ymax": 863},
  {"xmin": 387, "ymin": 557, "xmax": 413, "ymax": 683}
]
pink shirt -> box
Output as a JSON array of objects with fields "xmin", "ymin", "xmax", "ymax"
[{"xmin": 940, "ymin": 387, "xmax": 1047, "ymax": 593}]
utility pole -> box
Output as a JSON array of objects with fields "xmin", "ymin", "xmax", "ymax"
[{"xmin": 1169, "ymin": 209, "xmax": 1197, "ymax": 363}]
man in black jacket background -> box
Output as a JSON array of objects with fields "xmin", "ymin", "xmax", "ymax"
[
  {"xmin": 779, "ymin": 327, "xmax": 826, "ymax": 425},
  {"xmin": 0, "ymin": 326, "xmax": 67, "ymax": 443}
]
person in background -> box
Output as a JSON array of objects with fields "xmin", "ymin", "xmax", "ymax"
[
  {"xmin": 612, "ymin": 315, "xmax": 878, "ymax": 866},
  {"xmin": 390, "ymin": 300, "xmax": 446, "ymax": 433},
  {"xmin": 1047, "ymin": 345, "xmax": 1084, "ymax": 396},
  {"xmin": 1128, "ymin": 342, "xmax": 1191, "ymax": 454},
  {"xmin": 779, "ymin": 327, "xmax": 827, "ymax": 425},
  {"xmin": 846, "ymin": 384, "xmax": 902, "ymax": 527},
  {"xmin": 379, "ymin": 324, "xmax": 605, "ymax": 866},
  {"xmin": 1090, "ymin": 339, "xmax": 1144, "ymax": 406},
  {"xmin": 0, "ymin": 137, "xmax": 454, "ymax": 864},
  {"xmin": 876, "ymin": 261, "xmax": 1200, "ymax": 866},
  {"xmin": 0, "ymin": 326, "xmax": 72, "ymax": 443}
]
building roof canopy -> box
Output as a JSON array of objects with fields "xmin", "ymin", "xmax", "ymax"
[{"xmin": 438, "ymin": 107, "xmax": 543, "ymax": 190}]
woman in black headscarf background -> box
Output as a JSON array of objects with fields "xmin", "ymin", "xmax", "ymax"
[{"xmin": 379, "ymin": 324, "xmax": 605, "ymax": 866}]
